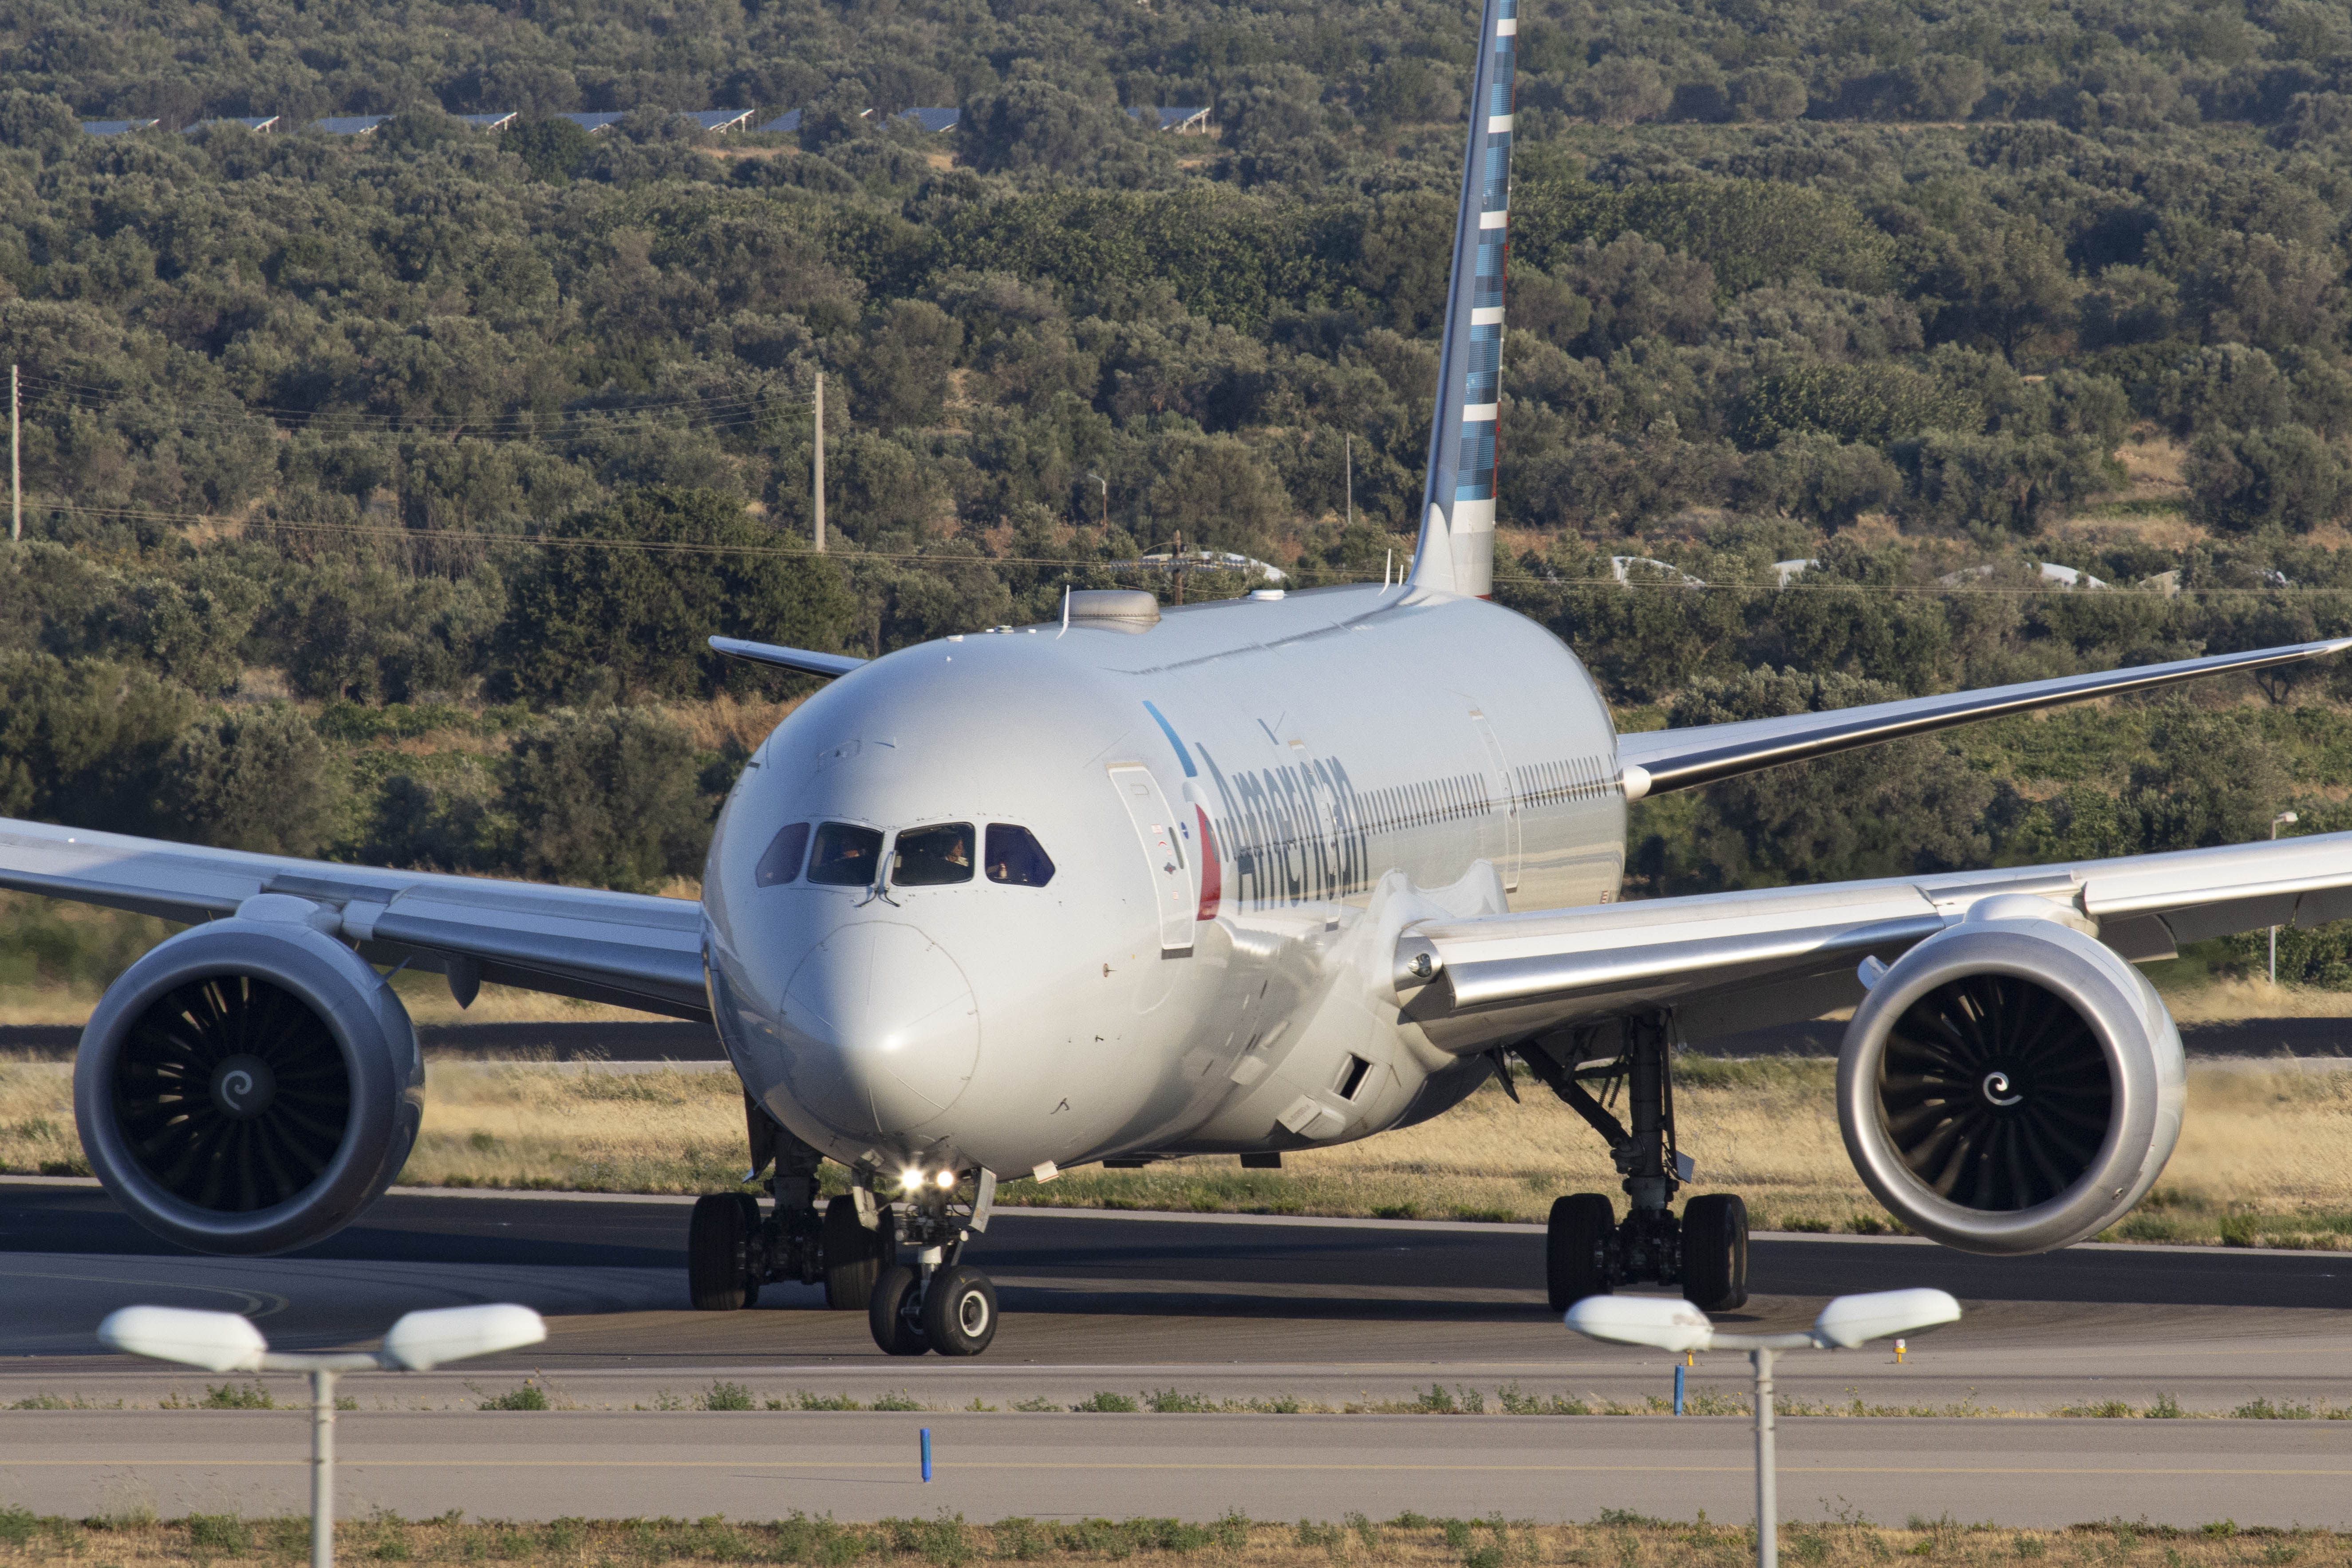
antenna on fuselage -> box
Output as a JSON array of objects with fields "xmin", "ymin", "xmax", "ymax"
[
  {"xmin": 1405, "ymin": 0, "xmax": 1518, "ymax": 601},
  {"xmin": 1058, "ymin": 584, "xmax": 1070, "ymax": 638}
]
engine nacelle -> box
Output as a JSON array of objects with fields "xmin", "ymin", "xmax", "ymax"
[
  {"xmin": 1837, "ymin": 908, "xmax": 2185, "ymax": 1256},
  {"xmin": 75, "ymin": 908, "xmax": 424, "ymax": 1255}
]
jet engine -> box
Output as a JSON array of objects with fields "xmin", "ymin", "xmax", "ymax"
[
  {"xmin": 73, "ymin": 901, "xmax": 424, "ymax": 1255},
  {"xmin": 1837, "ymin": 901, "xmax": 2184, "ymax": 1256}
]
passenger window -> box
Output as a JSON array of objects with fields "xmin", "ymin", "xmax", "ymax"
[
  {"xmin": 756, "ymin": 822, "xmax": 811, "ymax": 887},
  {"xmin": 893, "ymin": 823, "xmax": 975, "ymax": 886},
  {"xmin": 985, "ymin": 824, "xmax": 1056, "ymax": 887},
  {"xmin": 806, "ymin": 822, "xmax": 885, "ymax": 886}
]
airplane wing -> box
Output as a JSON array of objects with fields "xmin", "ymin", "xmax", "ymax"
[
  {"xmin": 1614, "ymin": 636, "xmax": 2352, "ymax": 798},
  {"xmin": 708, "ymin": 636, "xmax": 867, "ymax": 679},
  {"xmin": 1394, "ymin": 833, "xmax": 2352, "ymax": 1055},
  {"xmin": 0, "ymin": 818, "xmax": 711, "ymax": 1021}
]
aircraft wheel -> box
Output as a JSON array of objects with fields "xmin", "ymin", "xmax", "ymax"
[
  {"xmin": 821, "ymin": 1195, "xmax": 884, "ymax": 1310},
  {"xmin": 921, "ymin": 1265, "xmax": 998, "ymax": 1357},
  {"xmin": 1546, "ymin": 1193, "xmax": 1616, "ymax": 1311},
  {"xmin": 1681, "ymin": 1193, "xmax": 1749, "ymax": 1312},
  {"xmin": 687, "ymin": 1193, "xmax": 758, "ymax": 1311},
  {"xmin": 868, "ymin": 1264, "xmax": 930, "ymax": 1356}
]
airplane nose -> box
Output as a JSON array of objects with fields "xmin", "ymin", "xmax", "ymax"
[{"xmin": 781, "ymin": 921, "xmax": 980, "ymax": 1137}]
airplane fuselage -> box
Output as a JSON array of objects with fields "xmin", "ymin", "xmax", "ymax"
[{"xmin": 703, "ymin": 583, "xmax": 1628, "ymax": 1184}]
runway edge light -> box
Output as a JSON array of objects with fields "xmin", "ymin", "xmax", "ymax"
[
  {"xmin": 380, "ymin": 1304, "xmax": 548, "ymax": 1372},
  {"xmin": 1563, "ymin": 1294, "xmax": 1715, "ymax": 1353},
  {"xmin": 1811, "ymin": 1289, "xmax": 1960, "ymax": 1351},
  {"xmin": 99, "ymin": 1305, "xmax": 267, "ymax": 1374}
]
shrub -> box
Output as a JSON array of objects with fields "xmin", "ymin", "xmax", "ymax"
[
  {"xmin": 479, "ymin": 1382, "xmax": 550, "ymax": 1411},
  {"xmin": 699, "ymin": 1381, "xmax": 755, "ymax": 1411}
]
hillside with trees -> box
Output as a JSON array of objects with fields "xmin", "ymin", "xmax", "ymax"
[{"xmin": 5, "ymin": 0, "xmax": 2352, "ymax": 991}]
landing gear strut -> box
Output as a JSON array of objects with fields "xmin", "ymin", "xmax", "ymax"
[{"xmin": 1517, "ymin": 1011, "xmax": 1749, "ymax": 1313}]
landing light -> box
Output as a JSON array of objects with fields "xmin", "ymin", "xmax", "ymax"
[
  {"xmin": 900, "ymin": 1167, "xmax": 924, "ymax": 1192},
  {"xmin": 935, "ymin": 1170, "xmax": 958, "ymax": 1191}
]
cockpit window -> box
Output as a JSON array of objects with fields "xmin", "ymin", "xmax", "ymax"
[
  {"xmin": 985, "ymin": 824, "xmax": 1056, "ymax": 887},
  {"xmin": 892, "ymin": 822, "xmax": 975, "ymax": 886},
  {"xmin": 756, "ymin": 822, "xmax": 811, "ymax": 887},
  {"xmin": 806, "ymin": 822, "xmax": 885, "ymax": 886}
]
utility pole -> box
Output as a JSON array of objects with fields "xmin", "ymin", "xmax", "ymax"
[
  {"xmin": 1344, "ymin": 433, "xmax": 1352, "ymax": 530},
  {"xmin": 1173, "ymin": 529, "xmax": 1184, "ymax": 606},
  {"xmin": 10, "ymin": 363, "xmax": 18, "ymax": 544},
  {"xmin": 2271, "ymin": 810, "xmax": 2299, "ymax": 983},
  {"xmin": 812, "ymin": 372, "xmax": 825, "ymax": 552}
]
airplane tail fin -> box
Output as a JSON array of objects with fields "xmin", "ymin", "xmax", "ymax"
[{"xmin": 1406, "ymin": 0, "xmax": 1519, "ymax": 599}]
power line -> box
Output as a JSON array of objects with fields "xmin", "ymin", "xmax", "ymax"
[
  {"xmin": 10, "ymin": 370, "xmax": 816, "ymax": 443},
  {"xmin": 20, "ymin": 495, "xmax": 2348, "ymax": 599}
]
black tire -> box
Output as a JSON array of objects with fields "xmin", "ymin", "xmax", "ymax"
[
  {"xmin": 1681, "ymin": 1193, "xmax": 1749, "ymax": 1312},
  {"xmin": 821, "ymin": 1195, "xmax": 884, "ymax": 1310},
  {"xmin": 921, "ymin": 1266, "xmax": 998, "ymax": 1357},
  {"xmin": 868, "ymin": 1264, "xmax": 930, "ymax": 1356},
  {"xmin": 688, "ymin": 1193, "xmax": 753, "ymax": 1311},
  {"xmin": 734, "ymin": 1192, "xmax": 763, "ymax": 1309},
  {"xmin": 1546, "ymin": 1193, "xmax": 1616, "ymax": 1312}
]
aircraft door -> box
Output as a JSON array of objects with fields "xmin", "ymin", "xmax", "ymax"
[
  {"xmin": 1107, "ymin": 764, "xmax": 1196, "ymax": 958},
  {"xmin": 1468, "ymin": 709, "xmax": 1521, "ymax": 892}
]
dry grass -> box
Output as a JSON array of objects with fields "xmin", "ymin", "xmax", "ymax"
[
  {"xmin": 2164, "ymin": 976, "xmax": 2352, "ymax": 1022},
  {"xmin": 663, "ymin": 692, "xmax": 808, "ymax": 753},
  {"xmin": 2115, "ymin": 433, "xmax": 2189, "ymax": 494},
  {"xmin": 0, "ymin": 1510, "xmax": 2337, "ymax": 1568},
  {"xmin": 9, "ymin": 1058, "xmax": 2352, "ymax": 1246}
]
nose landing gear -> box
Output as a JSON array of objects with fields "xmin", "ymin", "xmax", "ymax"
[
  {"xmin": 683, "ymin": 1102, "xmax": 1002, "ymax": 1353},
  {"xmin": 861, "ymin": 1171, "xmax": 1000, "ymax": 1357},
  {"xmin": 1518, "ymin": 1012, "xmax": 1750, "ymax": 1314}
]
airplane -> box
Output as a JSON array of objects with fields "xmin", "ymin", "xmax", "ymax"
[{"xmin": 8, "ymin": 0, "xmax": 2352, "ymax": 1361}]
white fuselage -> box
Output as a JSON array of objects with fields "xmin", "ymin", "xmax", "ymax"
[{"xmin": 702, "ymin": 584, "xmax": 1627, "ymax": 1181}]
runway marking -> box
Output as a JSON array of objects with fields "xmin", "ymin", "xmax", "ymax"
[
  {"xmin": 14, "ymin": 1461, "xmax": 2352, "ymax": 1478},
  {"xmin": 0, "ymin": 1265, "xmax": 290, "ymax": 1319}
]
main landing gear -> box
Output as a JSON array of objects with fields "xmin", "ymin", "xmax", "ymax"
[
  {"xmin": 684, "ymin": 1099, "xmax": 1002, "ymax": 1356},
  {"xmin": 687, "ymin": 1118, "xmax": 891, "ymax": 1312},
  {"xmin": 1514, "ymin": 1011, "xmax": 1749, "ymax": 1314}
]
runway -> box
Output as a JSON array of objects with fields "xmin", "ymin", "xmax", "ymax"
[
  {"xmin": 2, "ymin": 1179, "xmax": 2348, "ymax": 1525},
  {"xmin": 4, "ymin": 1410, "xmax": 2349, "ymax": 1529}
]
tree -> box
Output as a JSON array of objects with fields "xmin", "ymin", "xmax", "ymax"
[
  {"xmin": 0, "ymin": 91, "xmax": 77, "ymax": 156},
  {"xmin": 1363, "ymin": 58, "xmax": 1460, "ymax": 130},
  {"xmin": 2185, "ymin": 426, "xmax": 2352, "ymax": 535},
  {"xmin": 155, "ymin": 705, "xmax": 343, "ymax": 857},
  {"xmin": 1634, "ymin": 670, "xmax": 1993, "ymax": 892},
  {"xmin": 1573, "ymin": 58, "xmax": 1671, "ymax": 126},
  {"xmin": 1898, "ymin": 56, "xmax": 1988, "ymax": 120},
  {"xmin": 846, "ymin": 300, "xmax": 963, "ymax": 431},
  {"xmin": 0, "ymin": 652, "xmax": 191, "ymax": 834},
  {"xmin": 498, "ymin": 488, "xmax": 858, "ymax": 703},
  {"xmin": 2126, "ymin": 705, "xmax": 2291, "ymax": 853},
  {"xmin": 505, "ymin": 708, "xmax": 711, "ymax": 891},
  {"xmin": 507, "ymin": 116, "xmax": 594, "ymax": 182},
  {"xmin": 1730, "ymin": 69, "xmax": 1807, "ymax": 122},
  {"xmin": 1133, "ymin": 434, "xmax": 1291, "ymax": 554},
  {"xmin": 962, "ymin": 81, "xmax": 1163, "ymax": 183}
]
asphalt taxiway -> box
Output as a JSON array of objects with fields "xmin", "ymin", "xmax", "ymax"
[{"xmin": 2, "ymin": 1180, "xmax": 2348, "ymax": 1525}]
